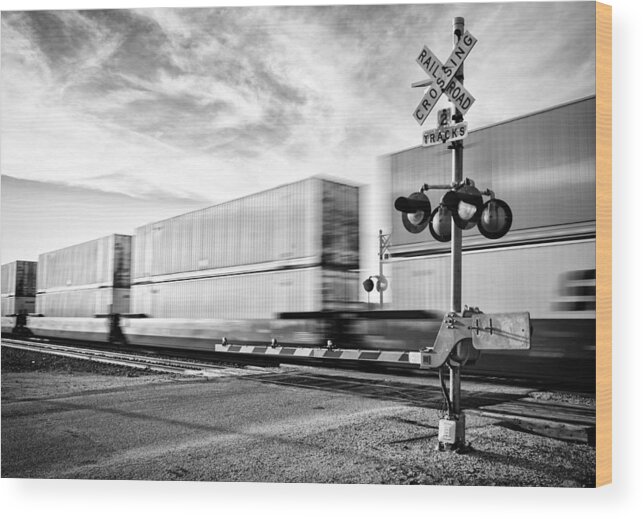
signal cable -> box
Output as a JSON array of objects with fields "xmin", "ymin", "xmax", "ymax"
[{"xmin": 438, "ymin": 365, "xmax": 452, "ymax": 416}]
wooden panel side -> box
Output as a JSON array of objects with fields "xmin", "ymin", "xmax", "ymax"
[{"xmin": 595, "ymin": 0, "xmax": 612, "ymax": 488}]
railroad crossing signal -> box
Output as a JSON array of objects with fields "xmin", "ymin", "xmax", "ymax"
[
  {"xmin": 412, "ymin": 30, "xmax": 477, "ymax": 125},
  {"xmin": 400, "ymin": 18, "xmax": 529, "ymax": 453},
  {"xmin": 396, "ymin": 180, "xmax": 513, "ymax": 241},
  {"xmin": 362, "ymin": 275, "xmax": 388, "ymax": 293}
]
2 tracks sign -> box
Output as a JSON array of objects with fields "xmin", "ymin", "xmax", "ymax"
[{"xmin": 421, "ymin": 107, "xmax": 468, "ymax": 146}]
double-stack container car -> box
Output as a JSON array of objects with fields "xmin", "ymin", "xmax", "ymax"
[
  {"xmin": 121, "ymin": 177, "xmax": 360, "ymax": 348},
  {"xmin": 11, "ymin": 178, "xmax": 360, "ymax": 349},
  {"xmin": 130, "ymin": 177, "xmax": 360, "ymax": 319},
  {"xmin": 36, "ymin": 234, "xmax": 132, "ymax": 317}
]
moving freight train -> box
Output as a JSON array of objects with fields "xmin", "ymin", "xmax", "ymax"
[{"xmin": 1, "ymin": 97, "xmax": 597, "ymax": 384}]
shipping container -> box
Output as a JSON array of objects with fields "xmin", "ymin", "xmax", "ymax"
[
  {"xmin": 388, "ymin": 96, "xmax": 596, "ymax": 254},
  {"xmin": 130, "ymin": 267, "xmax": 358, "ymax": 319},
  {"xmin": 1, "ymin": 260, "xmax": 37, "ymax": 315},
  {"xmin": 2, "ymin": 297, "xmax": 36, "ymax": 316},
  {"xmin": 36, "ymin": 234, "xmax": 131, "ymax": 317},
  {"xmin": 37, "ymin": 234, "xmax": 131, "ymax": 291},
  {"xmin": 1, "ymin": 316, "xmax": 15, "ymax": 335},
  {"xmin": 132, "ymin": 177, "xmax": 359, "ymax": 280},
  {"xmin": 35, "ymin": 287, "xmax": 130, "ymax": 317}
]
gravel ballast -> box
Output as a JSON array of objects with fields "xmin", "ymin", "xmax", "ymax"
[{"xmin": 2, "ymin": 345, "xmax": 157, "ymax": 377}]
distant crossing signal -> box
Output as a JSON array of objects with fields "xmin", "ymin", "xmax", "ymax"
[{"xmin": 376, "ymin": 275, "xmax": 388, "ymax": 292}]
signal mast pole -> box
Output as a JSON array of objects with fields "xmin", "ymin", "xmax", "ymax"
[
  {"xmin": 449, "ymin": 16, "xmax": 465, "ymax": 438},
  {"xmin": 379, "ymin": 230, "xmax": 385, "ymax": 307},
  {"xmin": 451, "ymin": 17, "xmax": 464, "ymax": 315}
]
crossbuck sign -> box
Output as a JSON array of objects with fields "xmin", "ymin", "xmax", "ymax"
[{"xmin": 413, "ymin": 31, "xmax": 477, "ymax": 125}]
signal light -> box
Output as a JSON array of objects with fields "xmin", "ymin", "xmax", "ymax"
[
  {"xmin": 477, "ymin": 199, "xmax": 513, "ymax": 239},
  {"xmin": 394, "ymin": 180, "xmax": 513, "ymax": 242},
  {"xmin": 362, "ymin": 278, "xmax": 375, "ymax": 292},
  {"xmin": 429, "ymin": 205, "xmax": 452, "ymax": 242},
  {"xmin": 376, "ymin": 275, "xmax": 388, "ymax": 292},
  {"xmin": 441, "ymin": 184, "xmax": 483, "ymax": 230},
  {"xmin": 394, "ymin": 192, "xmax": 431, "ymax": 234}
]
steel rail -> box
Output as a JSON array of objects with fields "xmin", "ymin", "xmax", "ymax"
[{"xmin": 1, "ymin": 334, "xmax": 593, "ymax": 391}]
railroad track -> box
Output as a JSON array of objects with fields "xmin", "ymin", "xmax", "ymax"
[
  {"xmin": 246, "ymin": 370, "xmax": 596, "ymax": 445},
  {"xmin": 468, "ymin": 398, "xmax": 596, "ymax": 445},
  {"xmin": 1, "ymin": 338, "xmax": 269, "ymax": 377}
]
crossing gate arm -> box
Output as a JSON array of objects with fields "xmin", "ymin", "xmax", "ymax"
[
  {"xmin": 207, "ymin": 311, "xmax": 529, "ymax": 369},
  {"xmin": 211, "ymin": 343, "xmax": 423, "ymax": 367}
]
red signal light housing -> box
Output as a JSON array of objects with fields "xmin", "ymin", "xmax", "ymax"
[
  {"xmin": 394, "ymin": 192, "xmax": 432, "ymax": 234},
  {"xmin": 477, "ymin": 199, "xmax": 513, "ymax": 239},
  {"xmin": 442, "ymin": 185, "xmax": 483, "ymax": 230},
  {"xmin": 429, "ymin": 205, "xmax": 452, "ymax": 242}
]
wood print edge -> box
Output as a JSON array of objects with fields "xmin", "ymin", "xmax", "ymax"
[{"xmin": 595, "ymin": 0, "xmax": 612, "ymax": 488}]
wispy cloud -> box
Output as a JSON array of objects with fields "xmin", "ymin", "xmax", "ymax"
[
  {"xmin": 2, "ymin": 5, "xmax": 595, "ymax": 198},
  {"xmin": 1, "ymin": 3, "xmax": 596, "ymax": 264}
]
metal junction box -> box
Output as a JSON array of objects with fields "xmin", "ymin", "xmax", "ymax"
[{"xmin": 438, "ymin": 416, "xmax": 465, "ymax": 445}]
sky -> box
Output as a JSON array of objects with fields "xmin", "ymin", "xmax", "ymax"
[{"xmin": 1, "ymin": 1, "xmax": 596, "ymax": 270}]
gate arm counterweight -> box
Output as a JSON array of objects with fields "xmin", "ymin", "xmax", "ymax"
[{"xmin": 420, "ymin": 311, "xmax": 531, "ymax": 369}]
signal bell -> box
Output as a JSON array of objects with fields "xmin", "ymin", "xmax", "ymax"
[{"xmin": 394, "ymin": 192, "xmax": 431, "ymax": 234}]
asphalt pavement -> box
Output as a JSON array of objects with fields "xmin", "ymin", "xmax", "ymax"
[{"xmin": 1, "ymin": 364, "xmax": 596, "ymax": 485}]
